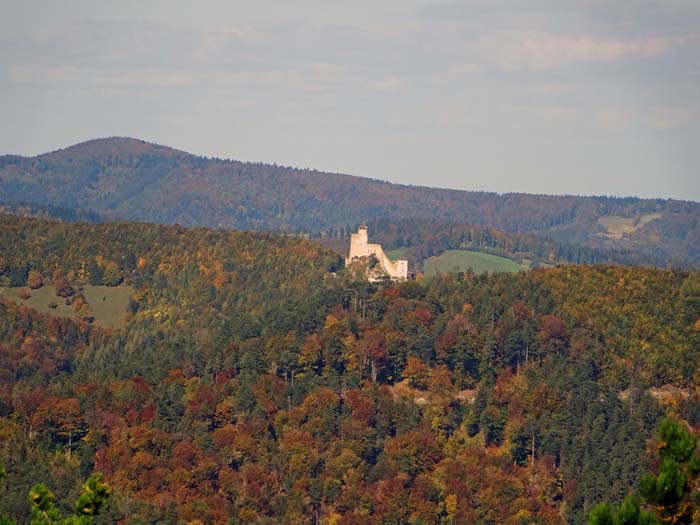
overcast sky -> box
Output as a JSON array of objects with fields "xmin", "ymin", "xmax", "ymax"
[{"xmin": 2, "ymin": 1, "xmax": 699, "ymax": 201}]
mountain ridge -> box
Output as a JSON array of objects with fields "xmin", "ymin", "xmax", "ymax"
[
  {"xmin": 9, "ymin": 137, "xmax": 694, "ymax": 203},
  {"xmin": 21, "ymin": 137, "xmax": 699, "ymax": 203},
  {"xmin": 1, "ymin": 136, "xmax": 699, "ymax": 267}
]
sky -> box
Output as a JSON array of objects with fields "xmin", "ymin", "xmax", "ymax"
[{"xmin": 1, "ymin": 0, "xmax": 699, "ymax": 201}]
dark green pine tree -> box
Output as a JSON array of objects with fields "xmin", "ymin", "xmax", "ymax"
[
  {"xmin": 0, "ymin": 466, "xmax": 16, "ymax": 525},
  {"xmin": 588, "ymin": 418, "xmax": 700, "ymax": 525},
  {"xmin": 29, "ymin": 473, "xmax": 110, "ymax": 525}
]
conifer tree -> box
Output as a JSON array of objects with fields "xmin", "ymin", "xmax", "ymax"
[{"xmin": 29, "ymin": 474, "xmax": 110, "ymax": 525}]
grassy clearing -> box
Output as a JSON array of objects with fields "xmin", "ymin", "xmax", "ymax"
[
  {"xmin": 385, "ymin": 248, "xmax": 408, "ymax": 261},
  {"xmin": 424, "ymin": 250, "xmax": 527, "ymax": 276},
  {"xmin": 598, "ymin": 213, "xmax": 662, "ymax": 236},
  {"xmin": 0, "ymin": 284, "xmax": 133, "ymax": 328}
]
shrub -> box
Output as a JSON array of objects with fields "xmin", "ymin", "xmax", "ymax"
[{"xmin": 27, "ymin": 270, "xmax": 43, "ymax": 289}]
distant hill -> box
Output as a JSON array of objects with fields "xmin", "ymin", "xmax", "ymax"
[
  {"xmin": 0, "ymin": 201, "xmax": 102, "ymax": 223},
  {"xmin": 1, "ymin": 137, "xmax": 699, "ymax": 267},
  {"xmin": 319, "ymin": 217, "xmax": 671, "ymax": 271}
]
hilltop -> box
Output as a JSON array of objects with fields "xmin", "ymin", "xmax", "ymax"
[
  {"xmin": 36, "ymin": 136, "xmax": 190, "ymax": 160},
  {"xmin": 1, "ymin": 137, "xmax": 699, "ymax": 267}
]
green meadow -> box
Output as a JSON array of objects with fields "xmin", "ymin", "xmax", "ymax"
[
  {"xmin": 0, "ymin": 285, "xmax": 133, "ymax": 328},
  {"xmin": 385, "ymin": 247, "xmax": 409, "ymax": 260},
  {"xmin": 423, "ymin": 250, "xmax": 527, "ymax": 276}
]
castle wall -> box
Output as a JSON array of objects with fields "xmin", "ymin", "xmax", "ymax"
[
  {"xmin": 368, "ymin": 244, "xmax": 406, "ymax": 279},
  {"xmin": 346, "ymin": 227, "xmax": 408, "ymax": 280},
  {"xmin": 395, "ymin": 260, "xmax": 408, "ymax": 279}
]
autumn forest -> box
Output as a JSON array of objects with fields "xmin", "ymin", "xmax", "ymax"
[{"xmin": 0, "ymin": 212, "xmax": 699, "ymax": 525}]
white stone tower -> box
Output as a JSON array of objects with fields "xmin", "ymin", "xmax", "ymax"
[
  {"xmin": 348, "ymin": 224, "xmax": 369, "ymax": 260},
  {"xmin": 346, "ymin": 225, "xmax": 408, "ymax": 281}
]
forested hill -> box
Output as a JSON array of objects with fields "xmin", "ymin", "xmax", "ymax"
[
  {"xmin": 0, "ymin": 201, "xmax": 102, "ymax": 223},
  {"xmin": 1, "ymin": 215, "xmax": 700, "ymax": 524},
  {"xmin": 1, "ymin": 137, "xmax": 699, "ymax": 267},
  {"xmin": 321, "ymin": 217, "xmax": 673, "ymax": 270}
]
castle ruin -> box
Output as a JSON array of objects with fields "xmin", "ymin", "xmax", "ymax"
[{"xmin": 346, "ymin": 225, "xmax": 408, "ymax": 281}]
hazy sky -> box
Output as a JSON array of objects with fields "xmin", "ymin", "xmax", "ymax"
[{"xmin": 2, "ymin": 1, "xmax": 699, "ymax": 201}]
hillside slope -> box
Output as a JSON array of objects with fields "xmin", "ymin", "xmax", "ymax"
[
  {"xmin": 331, "ymin": 217, "xmax": 671, "ymax": 270},
  {"xmin": 1, "ymin": 137, "xmax": 699, "ymax": 266},
  {"xmin": 1, "ymin": 215, "xmax": 700, "ymax": 524}
]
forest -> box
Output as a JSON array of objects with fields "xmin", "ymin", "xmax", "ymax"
[
  {"xmin": 317, "ymin": 218, "xmax": 673, "ymax": 271},
  {"xmin": 0, "ymin": 202, "xmax": 102, "ymax": 224},
  {"xmin": 1, "ymin": 214, "xmax": 700, "ymax": 524},
  {"xmin": 1, "ymin": 137, "xmax": 699, "ymax": 268}
]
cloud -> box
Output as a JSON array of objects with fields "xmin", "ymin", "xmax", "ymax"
[
  {"xmin": 648, "ymin": 106, "xmax": 700, "ymax": 129},
  {"xmin": 432, "ymin": 101, "xmax": 470, "ymax": 126},
  {"xmin": 92, "ymin": 70, "xmax": 197, "ymax": 89},
  {"xmin": 493, "ymin": 32, "xmax": 685, "ymax": 70},
  {"xmin": 363, "ymin": 22, "xmax": 420, "ymax": 37},
  {"xmin": 540, "ymin": 106, "xmax": 580, "ymax": 124},
  {"xmin": 308, "ymin": 63, "xmax": 346, "ymax": 83},
  {"xmin": 366, "ymin": 76, "xmax": 406, "ymax": 92},
  {"xmin": 213, "ymin": 63, "xmax": 347, "ymax": 93},
  {"xmin": 444, "ymin": 63, "xmax": 481, "ymax": 77},
  {"xmin": 208, "ymin": 25, "xmax": 265, "ymax": 41},
  {"xmin": 8, "ymin": 64, "xmax": 80, "ymax": 83},
  {"xmin": 594, "ymin": 108, "xmax": 632, "ymax": 131}
]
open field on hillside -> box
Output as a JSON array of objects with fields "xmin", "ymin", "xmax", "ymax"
[
  {"xmin": 424, "ymin": 250, "xmax": 527, "ymax": 275},
  {"xmin": 385, "ymin": 248, "xmax": 408, "ymax": 260},
  {"xmin": 597, "ymin": 213, "xmax": 662, "ymax": 237},
  {"xmin": 0, "ymin": 284, "xmax": 133, "ymax": 328}
]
